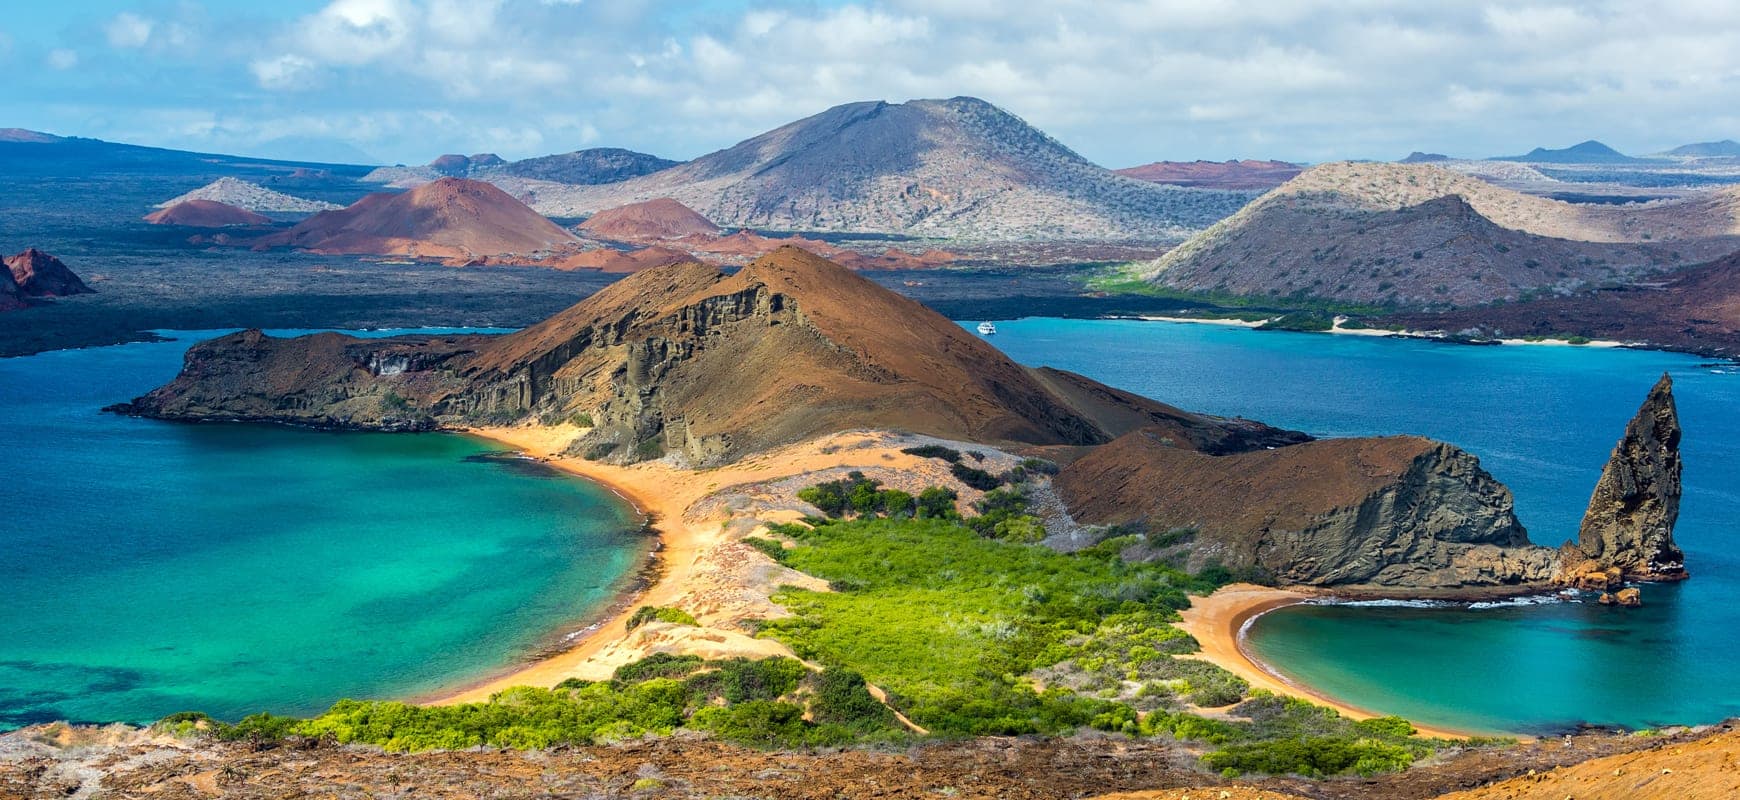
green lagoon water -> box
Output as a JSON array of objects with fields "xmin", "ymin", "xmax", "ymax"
[
  {"xmin": 985, "ymin": 318, "xmax": 1740, "ymax": 735},
  {"xmin": 0, "ymin": 330, "xmax": 645, "ymax": 730}
]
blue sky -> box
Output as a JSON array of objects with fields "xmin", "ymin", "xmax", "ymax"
[{"xmin": 5, "ymin": 1, "xmax": 1740, "ymax": 166}]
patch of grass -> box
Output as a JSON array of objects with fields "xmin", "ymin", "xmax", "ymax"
[
  {"xmin": 626, "ymin": 605, "xmax": 699, "ymax": 630},
  {"xmin": 758, "ymin": 517, "xmax": 1218, "ymax": 736}
]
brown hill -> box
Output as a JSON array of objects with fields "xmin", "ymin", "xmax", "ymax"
[
  {"xmin": 548, "ymin": 245, "xmax": 695, "ymax": 273},
  {"xmin": 254, "ymin": 177, "xmax": 578, "ymax": 260},
  {"xmin": 1115, "ymin": 159, "xmax": 1302, "ymax": 190},
  {"xmin": 1388, "ymin": 250, "xmax": 1740, "ymax": 356},
  {"xmin": 577, "ymin": 198, "xmax": 721, "ymax": 242},
  {"xmin": 1055, "ymin": 428, "xmax": 1558, "ymax": 590},
  {"xmin": 115, "ymin": 246, "xmax": 1305, "ymax": 465},
  {"xmin": 1140, "ymin": 162, "xmax": 1740, "ymax": 307},
  {"xmin": 6, "ymin": 249, "xmax": 92, "ymax": 297},
  {"xmin": 143, "ymin": 199, "xmax": 272, "ymax": 227}
]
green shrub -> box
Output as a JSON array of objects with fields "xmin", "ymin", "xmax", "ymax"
[
  {"xmin": 379, "ymin": 391, "xmax": 412, "ymax": 412},
  {"xmin": 742, "ymin": 536, "xmax": 788, "ymax": 562},
  {"xmin": 626, "ymin": 606, "xmax": 698, "ymax": 630},
  {"xmin": 569, "ymin": 411, "xmax": 595, "ymax": 427},
  {"xmin": 1201, "ymin": 736, "xmax": 1420, "ymax": 778},
  {"xmin": 806, "ymin": 668, "xmax": 896, "ymax": 731},
  {"xmin": 613, "ymin": 653, "xmax": 705, "ymax": 683},
  {"xmin": 915, "ymin": 487, "xmax": 960, "ymax": 519},
  {"xmin": 949, "ymin": 462, "xmax": 1002, "ymax": 490},
  {"xmin": 901, "ymin": 445, "xmax": 961, "ymax": 462},
  {"xmin": 689, "ymin": 700, "xmax": 811, "ymax": 747}
]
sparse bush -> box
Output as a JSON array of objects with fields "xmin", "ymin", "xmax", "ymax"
[
  {"xmin": 626, "ymin": 606, "xmax": 698, "ymax": 630},
  {"xmin": 901, "ymin": 444, "xmax": 961, "ymax": 462}
]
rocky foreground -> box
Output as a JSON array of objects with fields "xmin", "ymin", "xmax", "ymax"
[{"xmin": 3, "ymin": 720, "xmax": 1734, "ymax": 800}]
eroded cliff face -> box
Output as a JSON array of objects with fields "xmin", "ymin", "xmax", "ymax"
[
  {"xmin": 114, "ymin": 248, "xmax": 1308, "ymax": 468},
  {"xmin": 1056, "ymin": 430, "xmax": 1560, "ymax": 590},
  {"xmin": 1566, "ymin": 373, "xmax": 1687, "ymax": 582}
]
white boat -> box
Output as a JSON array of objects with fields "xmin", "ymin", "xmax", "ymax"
[{"xmin": 977, "ymin": 321, "xmax": 997, "ymax": 335}]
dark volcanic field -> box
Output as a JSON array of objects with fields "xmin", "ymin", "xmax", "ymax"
[{"xmin": 0, "ymin": 149, "xmax": 1224, "ymax": 357}]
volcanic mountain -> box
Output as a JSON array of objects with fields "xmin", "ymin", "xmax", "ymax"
[
  {"xmin": 1494, "ymin": 140, "xmax": 1647, "ymax": 164},
  {"xmin": 577, "ymin": 198, "xmax": 722, "ymax": 243},
  {"xmin": 1114, "ymin": 160, "xmax": 1302, "ymax": 191},
  {"xmin": 254, "ymin": 178, "xmax": 578, "ymax": 261},
  {"xmin": 144, "ymin": 199, "xmax": 272, "ymax": 227},
  {"xmin": 6, "ymin": 249, "xmax": 92, "ymax": 297},
  {"xmin": 504, "ymin": 97, "xmax": 1248, "ymax": 240},
  {"xmin": 1139, "ymin": 162, "xmax": 1740, "ymax": 307},
  {"xmin": 154, "ymin": 177, "xmax": 340, "ymax": 213},
  {"xmin": 115, "ymin": 246, "xmax": 1306, "ymax": 464},
  {"xmin": 364, "ymin": 148, "xmax": 679, "ymax": 188},
  {"xmin": 1664, "ymin": 140, "xmax": 1740, "ymax": 158}
]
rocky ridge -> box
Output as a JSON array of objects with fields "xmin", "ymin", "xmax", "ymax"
[
  {"xmin": 1056, "ymin": 430, "xmax": 1559, "ymax": 590},
  {"xmin": 113, "ymin": 246, "xmax": 1307, "ymax": 468},
  {"xmin": 1114, "ymin": 159, "xmax": 1302, "ymax": 191},
  {"xmin": 1139, "ymin": 162, "xmax": 1740, "ymax": 307},
  {"xmin": 363, "ymin": 147, "xmax": 679, "ymax": 189}
]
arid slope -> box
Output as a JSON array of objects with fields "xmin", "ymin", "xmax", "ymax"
[{"xmin": 254, "ymin": 177, "xmax": 578, "ymax": 260}]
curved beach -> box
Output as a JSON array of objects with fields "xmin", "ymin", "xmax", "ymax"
[{"xmin": 1176, "ymin": 584, "xmax": 1506, "ymax": 741}]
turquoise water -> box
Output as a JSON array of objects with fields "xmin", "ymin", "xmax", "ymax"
[
  {"xmin": 0, "ymin": 331, "xmax": 644, "ymax": 730},
  {"xmin": 982, "ymin": 318, "xmax": 1740, "ymax": 735}
]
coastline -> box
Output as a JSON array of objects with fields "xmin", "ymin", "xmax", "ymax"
[
  {"xmin": 1132, "ymin": 313, "xmax": 1629, "ymax": 349},
  {"xmin": 1176, "ymin": 584, "xmax": 1517, "ymax": 741},
  {"xmin": 422, "ymin": 425, "xmax": 705, "ymax": 704}
]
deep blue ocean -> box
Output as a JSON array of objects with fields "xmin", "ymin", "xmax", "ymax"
[{"xmin": 984, "ymin": 318, "xmax": 1740, "ymax": 735}]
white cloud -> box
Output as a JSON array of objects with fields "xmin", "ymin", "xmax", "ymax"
[
  {"xmin": 26, "ymin": 0, "xmax": 1740, "ymax": 166},
  {"xmin": 47, "ymin": 49, "xmax": 79, "ymax": 70},
  {"xmin": 105, "ymin": 12, "xmax": 155, "ymax": 48},
  {"xmin": 251, "ymin": 54, "xmax": 319, "ymax": 90}
]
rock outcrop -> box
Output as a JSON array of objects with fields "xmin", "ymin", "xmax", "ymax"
[
  {"xmin": 1570, "ymin": 373, "xmax": 1687, "ymax": 581},
  {"xmin": 5, "ymin": 249, "xmax": 92, "ymax": 297},
  {"xmin": 114, "ymin": 246, "xmax": 1307, "ymax": 466},
  {"xmin": 1055, "ymin": 429, "xmax": 1559, "ymax": 590}
]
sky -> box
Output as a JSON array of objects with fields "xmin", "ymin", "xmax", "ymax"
[{"xmin": 5, "ymin": 1, "xmax": 1740, "ymax": 167}]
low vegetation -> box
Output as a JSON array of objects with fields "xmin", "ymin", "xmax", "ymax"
[{"xmin": 626, "ymin": 605, "xmax": 698, "ymax": 630}]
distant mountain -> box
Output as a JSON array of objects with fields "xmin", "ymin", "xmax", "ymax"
[
  {"xmin": 155, "ymin": 178, "xmax": 341, "ymax": 213},
  {"xmin": 1138, "ymin": 162, "xmax": 1740, "ymax": 307},
  {"xmin": 255, "ymin": 177, "xmax": 578, "ymax": 261},
  {"xmin": 364, "ymin": 148, "xmax": 678, "ymax": 188},
  {"xmin": 497, "ymin": 148, "xmax": 681, "ymax": 185},
  {"xmin": 504, "ymin": 97, "xmax": 1249, "ymax": 240},
  {"xmin": 1663, "ymin": 140, "xmax": 1740, "ymax": 158},
  {"xmin": 1493, "ymin": 140, "xmax": 1648, "ymax": 164},
  {"xmin": 1399, "ymin": 152, "xmax": 1451, "ymax": 163},
  {"xmin": 0, "ymin": 132, "xmax": 378, "ymax": 178},
  {"xmin": 577, "ymin": 198, "xmax": 721, "ymax": 242},
  {"xmin": 145, "ymin": 199, "xmax": 273, "ymax": 227},
  {"xmin": 1113, "ymin": 160, "xmax": 1301, "ymax": 191},
  {"xmin": 0, "ymin": 128, "xmax": 64, "ymax": 144}
]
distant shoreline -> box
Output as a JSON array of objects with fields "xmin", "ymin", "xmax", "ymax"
[{"xmin": 1131, "ymin": 313, "xmax": 1631, "ymax": 349}]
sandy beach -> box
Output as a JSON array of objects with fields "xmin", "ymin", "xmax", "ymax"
[
  {"xmin": 1176, "ymin": 584, "xmax": 1507, "ymax": 741},
  {"xmin": 425, "ymin": 426, "xmax": 1000, "ymax": 705}
]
